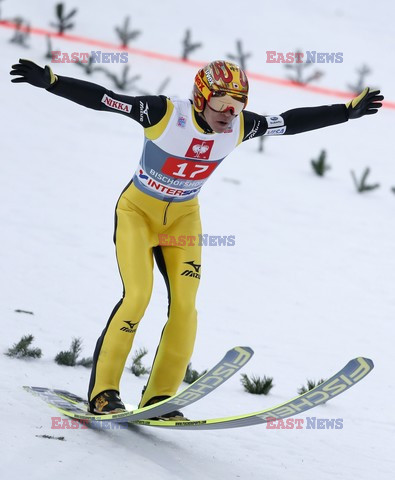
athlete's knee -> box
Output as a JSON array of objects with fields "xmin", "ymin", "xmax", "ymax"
[
  {"xmin": 169, "ymin": 297, "xmax": 197, "ymax": 322},
  {"xmin": 120, "ymin": 289, "xmax": 151, "ymax": 319}
]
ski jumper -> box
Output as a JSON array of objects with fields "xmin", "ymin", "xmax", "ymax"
[{"xmin": 47, "ymin": 76, "xmax": 349, "ymax": 406}]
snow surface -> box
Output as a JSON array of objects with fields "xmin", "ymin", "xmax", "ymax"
[{"xmin": 1, "ymin": 1, "xmax": 394, "ymax": 479}]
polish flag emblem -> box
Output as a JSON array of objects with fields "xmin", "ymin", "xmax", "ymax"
[
  {"xmin": 193, "ymin": 144, "xmax": 209, "ymax": 156},
  {"xmin": 185, "ymin": 138, "xmax": 214, "ymax": 159}
]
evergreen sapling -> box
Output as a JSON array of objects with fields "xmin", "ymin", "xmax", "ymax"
[
  {"xmin": 183, "ymin": 363, "xmax": 208, "ymax": 384},
  {"xmin": 130, "ymin": 347, "xmax": 151, "ymax": 376},
  {"xmin": 181, "ymin": 29, "xmax": 202, "ymax": 61},
  {"xmin": 284, "ymin": 49, "xmax": 324, "ymax": 85},
  {"xmin": 298, "ymin": 378, "xmax": 326, "ymax": 395},
  {"xmin": 351, "ymin": 167, "xmax": 380, "ymax": 193},
  {"xmin": 226, "ymin": 40, "xmax": 251, "ymax": 71},
  {"xmin": 241, "ymin": 373, "xmax": 274, "ymax": 395},
  {"xmin": 115, "ymin": 16, "xmax": 141, "ymax": 48},
  {"xmin": 50, "ymin": 3, "xmax": 77, "ymax": 35},
  {"xmin": 347, "ymin": 64, "xmax": 372, "ymax": 94},
  {"xmin": 9, "ymin": 17, "xmax": 30, "ymax": 48},
  {"xmin": 6, "ymin": 334, "xmax": 42, "ymax": 359},
  {"xmin": 101, "ymin": 65, "xmax": 141, "ymax": 91},
  {"xmin": 55, "ymin": 337, "xmax": 92, "ymax": 367},
  {"xmin": 311, "ymin": 149, "xmax": 331, "ymax": 177}
]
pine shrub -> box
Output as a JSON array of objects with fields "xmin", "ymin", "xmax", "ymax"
[
  {"xmin": 181, "ymin": 29, "xmax": 202, "ymax": 61},
  {"xmin": 311, "ymin": 149, "xmax": 331, "ymax": 177},
  {"xmin": 347, "ymin": 65, "xmax": 372, "ymax": 94},
  {"xmin": 284, "ymin": 49, "xmax": 324, "ymax": 84},
  {"xmin": 76, "ymin": 356, "xmax": 93, "ymax": 368},
  {"xmin": 183, "ymin": 363, "xmax": 207, "ymax": 384},
  {"xmin": 55, "ymin": 337, "xmax": 92, "ymax": 367},
  {"xmin": 50, "ymin": 3, "xmax": 77, "ymax": 35},
  {"xmin": 130, "ymin": 347, "xmax": 151, "ymax": 377},
  {"xmin": 351, "ymin": 168, "xmax": 380, "ymax": 193},
  {"xmin": 298, "ymin": 378, "xmax": 325, "ymax": 395},
  {"xmin": 9, "ymin": 18, "xmax": 30, "ymax": 48},
  {"xmin": 226, "ymin": 40, "xmax": 251, "ymax": 71},
  {"xmin": 241, "ymin": 373, "xmax": 274, "ymax": 395},
  {"xmin": 6, "ymin": 334, "xmax": 42, "ymax": 359},
  {"xmin": 115, "ymin": 16, "xmax": 141, "ymax": 48},
  {"xmin": 101, "ymin": 65, "xmax": 141, "ymax": 91}
]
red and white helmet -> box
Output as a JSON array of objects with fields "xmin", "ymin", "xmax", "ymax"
[{"xmin": 193, "ymin": 60, "xmax": 249, "ymax": 115}]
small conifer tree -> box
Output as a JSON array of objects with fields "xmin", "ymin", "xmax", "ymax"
[
  {"xmin": 101, "ymin": 65, "xmax": 141, "ymax": 91},
  {"xmin": 55, "ymin": 338, "xmax": 92, "ymax": 367},
  {"xmin": 50, "ymin": 3, "xmax": 77, "ymax": 35},
  {"xmin": 181, "ymin": 29, "xmax": 202, "ymax": 60},
  {"xmin": 311, "ymin": 149, "xmax": 331, "ymax": 177},
  {"xmin": 226, "ymin": 40, "xmax": 252, "ymax": 71},
  {"xmin": 184, "ymin": 363, "xmax": 207, "ymax": 384},
  {"xmin": 351, "ymin": 168, "xmax": 380, "ymax": 193},
  {"xmin": 9, "ymin": 17, "xmax": 30, "ymax": 48},
  {"xmin": 297, "ymin": 378, "xmax": 325, "ymax": 395},
  {"xmin": 6, "ymin": 334, "xmax": 42, "ymax": 359},
  {"xmin": 115, "ymin": 16, "xmax": 141, "ymax": 48},
  {"xmin": 130, "ymin": 347, "xmax": 151, "ymax": 376},
  {"xmin": 241, "ymin": 374, "xmax": 274, "ymax": 395}
]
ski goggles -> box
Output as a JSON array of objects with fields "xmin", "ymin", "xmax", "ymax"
[{"xmin": 206, "ymin": 91, "xmax": 248, "ymax": 115}]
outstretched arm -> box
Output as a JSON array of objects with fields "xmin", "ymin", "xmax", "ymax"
[
  {"xmin": 242, "ymin": 87, "xmax": 384, "ymax": 141},
  {"xmin": 10, "ymin": 59, "xmax": 168, "ymax": 128}
]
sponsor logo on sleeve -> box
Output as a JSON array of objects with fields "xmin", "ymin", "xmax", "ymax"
[
  {"xmin": 264, "ymin": 126, "xmax": 287, "ymax": 136},
  {"xmin": 266, "ymin": 116, "xmax": 284, "ymax": 127},
  {"xmin": 139, "ymin": 101, "xmax": 151, "ymax": 125},
  {"xmin": 101, "ymin": 94, "xmax": 132, "ymax": 113},
  {"xmin": 245, "ymin": 120, "xmax": 261, "ymax": 140}
]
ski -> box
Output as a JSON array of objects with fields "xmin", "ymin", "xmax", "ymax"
[
  {"xmin": 24, "ymin": 346, "xmax": 253, "ymax": 422},
  {"xmin": 132, "ymin": 356, "xmax": 373, "ymax": 430}
]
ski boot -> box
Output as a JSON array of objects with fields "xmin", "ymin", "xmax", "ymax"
[
  {"xmin": 89, "ymin": 390, "xmax": 126, "ymax": 414},
  {"xmin": 144, "ymin": 395, "xmax": 189, "ymax": 421}
]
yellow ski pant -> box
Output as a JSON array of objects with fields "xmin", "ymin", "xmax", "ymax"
[{"xmin": 88, "ymin": 183, "xmax": 202, "ymax": 407}]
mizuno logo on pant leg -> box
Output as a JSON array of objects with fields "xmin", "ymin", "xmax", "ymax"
[
  {"xmin": 181, "ymin": 260, "xmax": 201, "ymax": 279},
  {"xmin": 120, "ymin": 321, "xmax": 139, "ymax": 333}
]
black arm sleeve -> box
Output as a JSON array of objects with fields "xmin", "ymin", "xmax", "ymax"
[
  {"xmin": 242, "ymin": 104, "xmax": 349, "ymax": 141},
  {"xmin": 281, "ymin": 104, "xmax": 349, "ymax": 134},
  {"xmin": 47, "ymin": 76, "xmax": 168, "ymax": 128}
]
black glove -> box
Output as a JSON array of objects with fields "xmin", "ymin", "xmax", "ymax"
[
  {"xmin": 346, "ymin": 87, "xmax": 384, "ymax": 119},
  {"xmin": 10, "ymin": 59, "xmax": 58, "ymax": 89}
]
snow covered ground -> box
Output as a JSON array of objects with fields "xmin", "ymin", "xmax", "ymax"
[{"xmin": 1, "ymin": 1, "xmax": 394, "ymax": 479}]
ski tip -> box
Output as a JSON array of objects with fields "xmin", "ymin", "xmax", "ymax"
[
  {"xmin": 358, "ymin": 357, "xmax": 374, "ymax": 369},
  {"xmin": 345, "ymin": 357, "xmax": 375, "ymax": 378},
  {"xmin": 233, "ymin": 346, "xmax": 254, "ymax": 355}
]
